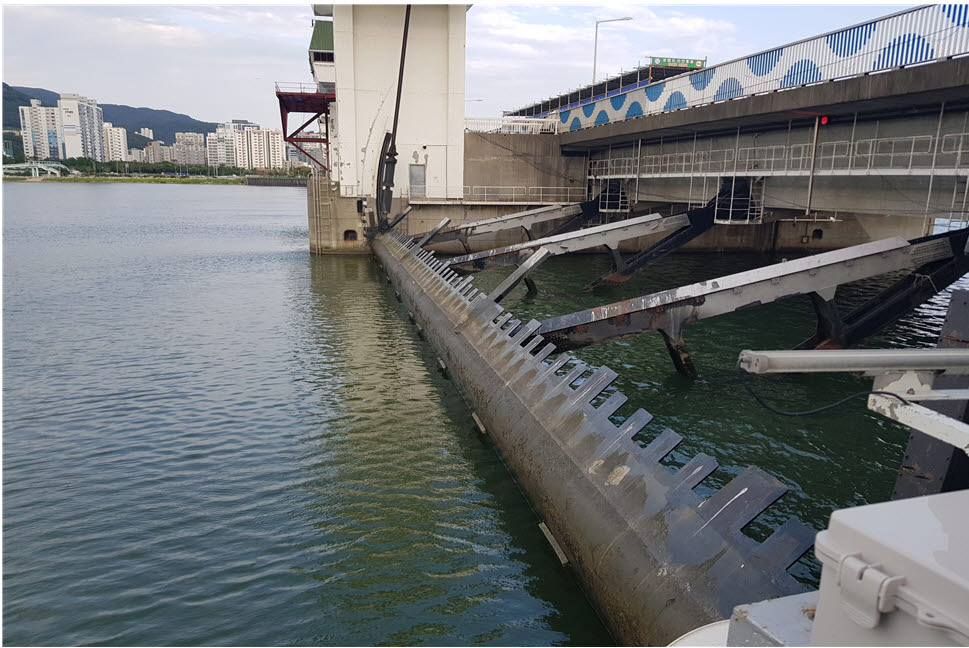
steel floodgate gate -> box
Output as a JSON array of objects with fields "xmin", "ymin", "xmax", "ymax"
[{"xmin": 371, "ymin": 229, "xmax": 816, "ymax": 645}]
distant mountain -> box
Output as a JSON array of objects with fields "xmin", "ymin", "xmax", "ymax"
[
  {"xmin": 12, "ymin": 85, "xmax": 58, "ymax": 107},
  {"xmin": 128, "ymin": 132, "xmax": 151, "ymax": 149},
  {"xmin": 7, "ymin": 85, "xmax": 220, "ymax": 145},
  {"xmin": 3, "ymin": 83, "xmax": 38, "ymax": 130}
]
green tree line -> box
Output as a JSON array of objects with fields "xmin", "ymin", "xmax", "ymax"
[{"xmin": 4, "ymin": 155, "xmax": 312, "ymax": 178}]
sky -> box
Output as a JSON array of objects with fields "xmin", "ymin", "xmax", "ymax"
[{"xmin": 3, "ymin": 3, "xmax": 916, "ymax": 129}]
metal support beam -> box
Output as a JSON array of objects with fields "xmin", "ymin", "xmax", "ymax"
[
  {"xmin": 409, "ymin": 202, "xmax": 588, "ymax": 246},
  {"xmin": 414, "ymin": 217, "xmax": 451, "ymax": 248},
  {"xmin": 588, "ymin": 206, "xmax": 713, "ymax": 288},
  {"xmin": 382, "ymin": 206, "xmax": 413, "ymax": 233},
  {"xmin": 736, "ymin": 346, "xmax": 969, "ymax": 458},
  {"xmin": 796, "ymin": 228, "xmax": 969, "ymax": 350},
  {"xmin": 893, "ymin": 289, "xmax": 969, "ymax": 499},
  {"xmin": 488, "ymin": 247, "xmax": 552, "ymax": 303},
  {"xmin": 444, "ymin": 211, "xmax": 673, "ymax": 273},
  {"xmin": 537, "ymin": 228, "xmax": 969, "ymax": 376}
]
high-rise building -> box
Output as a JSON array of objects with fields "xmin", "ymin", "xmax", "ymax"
[
  {"xmin": 228, "ymin": 119, "xmax": 260, "ymax": 132},
  {"xmin": 102, "ymin": 122, "xmax": 129, "ymax": 162},
  {"xmin": 145, "ymin": 141, "xmax": 173, "ymax": 164},
  {"xmin": 205, "ymin": 120, "xmax": 259, "ymax": 168},
  {"xmin": 206, "ymin": 127, "xmax": 235, "ymax": 168},
  {"xmin": 128, "ymin": 148, "xmax": 145, "ymax": 163},
  {"xmin": 58, "ymin": 94, "xmax": 105, "ymax": 162},
  {"xmin": 233, "ymin": 129, "xmax": 285, "ymax": 170},
  {"xmin": 286, "ymin": 140, "xmax": 325, "ymax": 166},
  {"xmin": 19, "ymin": 99, "xmax": 61, "ymax": 160},
  {"xmin": 172, "ymin": 132, "xmax": 206, "ymax": 165},
  {"xmin": 137, "ymin": 127, "xmax": 154, "ymax": 139}
]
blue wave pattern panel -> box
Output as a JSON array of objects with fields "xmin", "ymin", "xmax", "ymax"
[
  {"xmin": 825, "ymin": 22, "xmax": 876, "ymax": 56},
  {"xmin": 689, "ymin": 69, "xmax": 715, "ymax": 91},
  {"xmin": 746, "ymin": 49, "xmax": 783, "ymax": 76},
  {"xmin": 713, "ymin": 78, "xmax": 744, "ymax": 101},
  {"xmin": 780, "ymin": 60, "xmax": 821, "ymax": 89},
  {"xmin": 553, "ymin": 5, "xmax": 969, "ymax": 131},
  {"xmin": 873, "ymin": 34, "xmax": 935, "ymax": 70},
  {"xmin": 663, "ymin": 92, "xmax": 687, "ymax": 112},
  {"xmin": 943, "ymin": 4, "xmax": 969, "ymax": 28}
]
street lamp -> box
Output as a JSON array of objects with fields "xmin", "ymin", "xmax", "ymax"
[{"xmin": 593, "ymin": 17, "xmax": 632, "ymax": 85}]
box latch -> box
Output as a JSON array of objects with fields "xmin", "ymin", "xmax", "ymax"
[{"xmin": 836, "ymin": 553, "xmax": 906, "ymax": 629}]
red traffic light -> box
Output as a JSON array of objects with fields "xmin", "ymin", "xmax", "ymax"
[{"xmin": 820, "ymin": 115, "xmax": 829, "ymax": 125}]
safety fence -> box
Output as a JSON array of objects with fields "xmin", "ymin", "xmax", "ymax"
[
  {"xmin": 407, "ymin": 185, "xmax": 586, "ymax": 204},
  {"xmin": 589, "ymin": 132, "xmax": 969, "ymax": 178},
  {"xmin": 464, "ymin": 117, "xmax": 559, "ymax": 135}
]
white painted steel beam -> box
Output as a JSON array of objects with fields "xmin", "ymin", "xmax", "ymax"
[
  {"xmin": 410, "ymin": 203, "xmax": 583, "ymax": 243},
  {"xmin": 445, "ymin": 212, "xmax": 678, "ymax": 269}
]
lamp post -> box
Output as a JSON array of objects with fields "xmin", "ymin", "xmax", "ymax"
[{"xmin": 593, "ymin": 17, "xmax": 632, "ymax": 85}]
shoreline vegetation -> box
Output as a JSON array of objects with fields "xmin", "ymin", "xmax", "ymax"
[
  {"xmin": 2, "ymin": 156, "xmax": 311, "ymax": 186},
  {"xmin": 3, "ymin": 175, "xmax": 246, "ymax": 185}
]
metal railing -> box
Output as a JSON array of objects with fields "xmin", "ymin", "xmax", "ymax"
[
  {"xmin": 464, "ymin": 116, "xmax": 559, "ymax": 135},
  {"xmin": 406, "ymin": 185, "xmax": 586, "ymax": 204},
  {"xmin": 589, "ymin": 132, "xmax": 969, "ymax": 178},
  {"xmin": 275, "ymin": 81, "xmax": 331, "ymax": 94}
]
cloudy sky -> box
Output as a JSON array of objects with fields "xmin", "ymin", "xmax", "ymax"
[{"xmin": 3, "ymin": 3, "xmax": 911, "ymax": 128}]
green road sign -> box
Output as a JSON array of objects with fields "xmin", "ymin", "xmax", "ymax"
[{"xmin": 650, "ymin": 57, "xmax": 705, "ymax": 69}]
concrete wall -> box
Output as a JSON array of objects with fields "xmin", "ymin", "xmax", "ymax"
[
  {"xmin": 307, "ymin": 174, "xmax": 369, "ymax": 254},
  {"xmin": 329, "ymin": 5, "xmax": 465, "ymax": 201},
  {"xmin": 464, "ymin": 132, "xmax": 587, "ymax": 189}
]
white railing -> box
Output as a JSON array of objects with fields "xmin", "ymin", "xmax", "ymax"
[
  {"xmin": 406, "ymin": 185, "xmax": 586, "ymax": 204},
  {"xmin": 275, "ymin": 81, "xmax": 330, "ymax": 94},
  {"xmin": 589, "ymin": 132, "xmax": 969, "ymax": 178},
  {"xmin": 464, "ymin": 117, "xmax": 559, "ymax": 135}
]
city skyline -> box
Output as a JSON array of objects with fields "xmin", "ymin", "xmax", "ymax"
[{"xmin": 4, "ymin": 4, "xmax": 912, "ymax": 129}]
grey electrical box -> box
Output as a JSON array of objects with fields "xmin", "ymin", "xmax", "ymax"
[{"xmin": 812, "ymin": 490, "xmax": 969, "ymax": 646}]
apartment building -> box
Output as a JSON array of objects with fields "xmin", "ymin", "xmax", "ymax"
[
  {"xmin": 58, "ymin": 94, "xmax": 105, "ymax": 161},
  {"xmin": 102, "ymin": 122, "xmax": 129, "ymax": 162},
  {"xmin": 18, "ymin": 99, "xmax": 61, "ymax": 160},
  {"xmin": 173, "ymin": 132, "xmax": 206, "ymax": 165},
  {"xmin": 145, "ymin": 141, "xmax": 173, "ymax": 164},
  {"xmin": 137, "ymin": 127, "xmax": 154, "ymax": 139},
  {"xmin": 233, "ymin": 129, "xmax": 285, "ymax": 170}
]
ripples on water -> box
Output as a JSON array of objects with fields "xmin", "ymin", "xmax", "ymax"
[
  {"xmin": 6, "ymin": 183, "xmax": 964, "ymax": 644},
  {"xmin": 3, "ymin": 184, "xmax": 609, "ymax": 646}
]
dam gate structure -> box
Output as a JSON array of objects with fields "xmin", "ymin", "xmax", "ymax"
[{"xmin": 281, "ymin": 3, "xmax": 969, "ymax": 644}]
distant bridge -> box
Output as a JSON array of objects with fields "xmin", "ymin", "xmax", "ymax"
[{"xmin": 4, "ymin": 161, "xmax": 73, "ymax": 177}]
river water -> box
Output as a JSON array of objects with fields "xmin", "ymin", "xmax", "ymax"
[{"xmin": 3, "ymin": 182, "xmax": 964, "ymax": 646}]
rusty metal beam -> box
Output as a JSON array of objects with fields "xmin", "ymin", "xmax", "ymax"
[
  {"xmin": 587, "ymin": 205, "xmax": 717, "ymax": 289},
  {"xmin": 537, "ymin": 230, "xmax": 968, "ymax": 376}
]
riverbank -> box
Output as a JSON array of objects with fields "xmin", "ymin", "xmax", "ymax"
[{"xmin": 3, "ymin": 175, "xmax": 245, "ymax": 185}]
